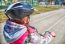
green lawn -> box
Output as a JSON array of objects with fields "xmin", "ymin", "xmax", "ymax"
[
  {"xmin": 0, "ymin": 5, "xmax": 61, "ymax": 23},
  {"xmin": 32, "ymin": 5, "xmax": 61, "ymax": 15}
]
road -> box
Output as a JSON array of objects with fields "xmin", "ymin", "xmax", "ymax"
[
  {"xmin": 30, "ymin": 9, "xmax": 65, "ymax": 44},
  {"xmin": 0, "ymin": 8, "xmax": 65, "ymax": 44}
]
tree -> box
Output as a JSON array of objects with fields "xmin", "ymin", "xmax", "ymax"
[{"xmin": 48, "ymin": 0, "xmax": 54, "ymax": 5}]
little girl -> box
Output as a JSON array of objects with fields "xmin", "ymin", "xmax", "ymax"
[{"xmin": 3, "ymin": 2, "xmax": 56, "ymax": 44}]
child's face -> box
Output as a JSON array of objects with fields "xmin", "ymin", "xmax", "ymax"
[{"xmin": 20, "ymin": 16, "xmax": 30, "ymax": 26}]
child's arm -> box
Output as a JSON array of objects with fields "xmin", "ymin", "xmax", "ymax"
[
  {"xmin": 25, "ymin": 26, "xmax": 56, "ymax": 44},
  {"xmin": 30, "ymin": 31, "xmax": 56, "ymax": 44},
  {"xmin": 40, "ymin": 31, "xmax": 56, "ymax": 44}
]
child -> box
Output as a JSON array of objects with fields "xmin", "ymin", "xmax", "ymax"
[{"xmin": 3, "ymin": 2, "xmax": 56, "ymax": 44}]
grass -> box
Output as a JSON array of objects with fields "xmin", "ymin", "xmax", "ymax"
[
  {"xmin": 32, "ymin": 5, "xmax": 61, "ymax": 15},
  {"xmin": 0, "ymin": 5, "xmax": 61, "ymax": 23},
  {"xmin": 0, "ymin": 11, "xmax": 7, "ymax": 23}
]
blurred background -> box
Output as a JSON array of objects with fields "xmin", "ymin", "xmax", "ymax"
[
  {"xmin": 0, "ymin": 0, "xmax": 65, "ymax": 9},
  {"xmin": 0, "ymin": 0, "xmax": 65, "ymax": 23},
  {"xmin": 0, "ymin": 0, "xmax": 65, "ymax": 44}
]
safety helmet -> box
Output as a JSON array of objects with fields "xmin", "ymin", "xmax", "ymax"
[{"xmin": 5, "ymin": 2, "xmax": 34, "ymax": 20}]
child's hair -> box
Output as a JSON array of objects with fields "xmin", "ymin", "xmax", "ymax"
[{"xmin": 5, "ymin": 2, "xmax": 34, "ymax": 20}]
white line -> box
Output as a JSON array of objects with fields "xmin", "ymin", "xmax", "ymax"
[{"xmin": 47, "ymin": 15, "xmax": 65, "ymax": 31}]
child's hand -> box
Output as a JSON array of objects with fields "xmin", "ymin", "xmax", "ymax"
[{"xmin": 50, "ymin": 32, "xmax": 56, "ymax": 37}]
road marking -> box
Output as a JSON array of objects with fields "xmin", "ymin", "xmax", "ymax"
[
  {"xmin": 47, "ymin": 15, "xmax": 65, "ymax": 31},
  {"xmin": 30, "ymin": 9, "xmax": 65, "ymax": 23}
]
